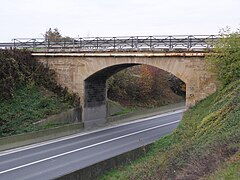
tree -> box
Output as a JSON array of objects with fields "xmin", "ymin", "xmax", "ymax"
[
  {"xmin": 44, "ymin": 28, "xmax": 62, "ymax": 42},
  {"xmin": 44, "ymin": 28, "xmax": 73, "ymax": 42},
  {"xmin": 207, "ymin": 27, "xmax": 240, "ymax": 87}
]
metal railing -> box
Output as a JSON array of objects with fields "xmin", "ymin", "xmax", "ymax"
[{"xmin": 0, "ymin": 35, "xmax": 220, "ymax": 52}]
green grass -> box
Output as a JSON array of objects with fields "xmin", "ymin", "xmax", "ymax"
[
  {"xmin": 101, "ymin": 79, "xmax": 240, "ymax": 179},
  {"xmin": 0, "ymin": 84, "xmax": 73, "ymax": 137},
  {"xmin": 111, "ymin": 107, "xmax": 136, "ymax": 116},
  {"xmin": 206, "ymin": 151, "xmax": 240, "ymax": 180}
]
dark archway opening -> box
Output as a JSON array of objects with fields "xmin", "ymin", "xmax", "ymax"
[{"xmin": 84, "ymin": 64, "xmax": 185, "ymax": 128}]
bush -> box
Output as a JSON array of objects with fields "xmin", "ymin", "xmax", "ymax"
[
  {"xmin": 207, "ymin": 28, "xmax": 240, "ymax": 87},
  {"xmin": 0, "ymin": 57, "xmax": 23, "ymax": 100},
  {"xmin": 0, "ymin": 49, "xmax": 80, "ymax": 106}
]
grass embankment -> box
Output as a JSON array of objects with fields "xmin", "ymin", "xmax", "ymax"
[
  {"xmin": 0, "ymin": 49, "xmax": 79, "ymax": 137},
  {"xmin": 0, "ymin": 85, "xmax": 73, "ymax": 137},
  {"xmin": 101, "ymin": 79, "xmax": 240, "ymax": 179}
]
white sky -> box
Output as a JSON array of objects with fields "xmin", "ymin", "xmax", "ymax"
[{"xmin": 0, "ymin": 0, "xmax": 239, "ymax": 41}]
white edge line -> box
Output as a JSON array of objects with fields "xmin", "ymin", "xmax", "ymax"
[
  {"xmin": 0, "ymin": 119, "xmax": 180, "ymax": 175},
  {"xmin": 0, "ymin": 109, "xmax": 185, "ymax": 156}
]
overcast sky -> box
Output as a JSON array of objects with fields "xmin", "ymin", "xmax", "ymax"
[{"xmin": 0, "ymin": 0, "xmax": 239, "ymax": 41}]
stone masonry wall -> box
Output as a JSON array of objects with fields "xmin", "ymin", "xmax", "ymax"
[{"xmin": 35, "ymin": 52, "xmax": 217, "ymax": 125}]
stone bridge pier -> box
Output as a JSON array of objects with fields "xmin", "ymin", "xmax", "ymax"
[
  {"xmin": 34, "ymin": 52, "xmax": 217, "ymax": 128},
  {"xmin": 84, "ymin": 64, "xmax": 136, "ymax": 127}
]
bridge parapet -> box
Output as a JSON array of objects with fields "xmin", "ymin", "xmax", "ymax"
[
  {"xmin": 32, "ymin": 52, "xmax": 207, "ymax": 58},
  {"xmin": 1, "ymin": 35, "xmax": 219, "ymax": 52}
]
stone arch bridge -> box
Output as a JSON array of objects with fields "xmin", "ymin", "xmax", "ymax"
[{"xmin": 33, "ymin": 51, "xmax": 217, "ymax": 127}]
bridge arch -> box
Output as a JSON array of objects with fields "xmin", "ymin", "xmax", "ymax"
[
  {"xmin": 35, "ymin": 52, "xmax": 217, "ymax": 128},
  {"xmin": 83, "ymin": 62, "xmax": 187, "ymax": 127},
  {"xmin": 82, "ymin": 58, "xmax": 188, "ymax": 84}
]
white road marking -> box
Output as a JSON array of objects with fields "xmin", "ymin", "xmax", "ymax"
[
  {"xmin": 0, "ymin": 119, "xmax": 180, "ymax": 175},
  {"xmin": 0, "ymin": 109, "xmax": 184, "ymax": 156}
]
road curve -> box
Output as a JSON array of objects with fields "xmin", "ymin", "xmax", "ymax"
[{"xmin": 0, "ymin": 110, "xmax": 184, "ymax": 180}]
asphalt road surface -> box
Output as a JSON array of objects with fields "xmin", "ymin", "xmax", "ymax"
[{"xmin": 0, "ymin": 109, "xmax": 184, "ymax": 180}]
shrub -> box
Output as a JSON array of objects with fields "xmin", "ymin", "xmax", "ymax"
[
  {"xmin": 0, "ymin": 49, "xmax": 80, "ymax": 106},
  {"xmin": 207, "ymin": 28, "xmax": 240, "ymax": 87}
]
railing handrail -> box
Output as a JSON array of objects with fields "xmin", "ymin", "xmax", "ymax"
[{"xmin": 0, "ymin": 35, "xmax": 220, "ymax": 51}]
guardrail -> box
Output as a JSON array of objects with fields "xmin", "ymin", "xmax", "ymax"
[{"xmin": 0, "ymin": 35, "xmax": 219, "ymax": 51}]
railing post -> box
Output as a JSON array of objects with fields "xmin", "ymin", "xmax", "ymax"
[
  {"xmin": 79, "ymin": 38, "xmax": 82, "ymax": 49},
  {"xmin": 209, "ymin": 35, "xmax": 214, "ymax": 49},
  {"xmin": 150, "ymin": 36, "xmax": 152, "ymax": 49},
  {"xmin": 136, "ymin": 36, "xmax": 138, "ymax": 49},
  {"xmin": 96, "ymin": 37, "xmax": 99, "ymax": 49},
  {"xmin": 113, "ymin": 37, "xmax": 116, "ymax": 50},
  {"xmin": 72, "ymin": 38, "xmax": 75, "ymax": 50},
  {"xmin": 33, "ymin": 39, "xmax": 36, "ymax": 49},
  {"xmin": 188, "ymin": 36, "xmax": 192, "ymax": 50},
  {"xmin": 131, "ymin": 37, "xmax": 134, "ymax": 49},
  {"xmin": 169, "ymin": 36, "xmax": 172, "ymax": 50}
]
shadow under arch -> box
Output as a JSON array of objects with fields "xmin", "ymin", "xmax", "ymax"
[{"xmin": 83, "ymin": 63, "xmax": 185, "ymax": 128}]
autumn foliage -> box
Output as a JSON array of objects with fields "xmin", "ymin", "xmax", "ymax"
[{"xmin": 107, "ymin": 65, "xmax": 185, "ymax": 107}]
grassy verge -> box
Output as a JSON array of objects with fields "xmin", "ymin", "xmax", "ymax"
[
  {"xmin": 205, "ymin": 151, "xmax": 240, "ymax": 180},
  {"xmin": 0, "ymin": 84, "xmax": 73, "ymax": 137},
  {"xmin": 110, "ymin": 108, "xmax": 136, "ymax": 116},
  {"xmin": 101, "ymin": 79, "xmax": 240, "ymax": 179}
]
